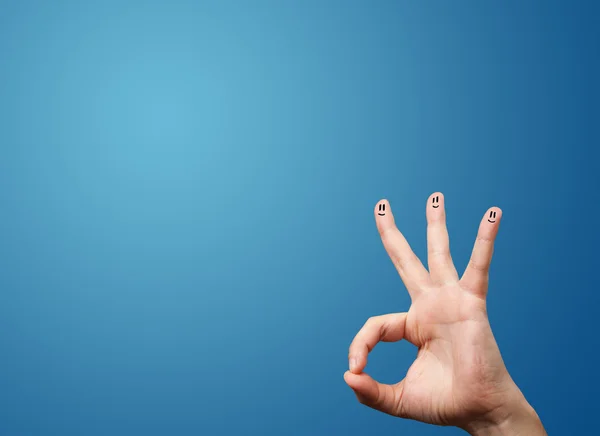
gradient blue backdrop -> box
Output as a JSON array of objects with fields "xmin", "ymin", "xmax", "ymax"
[{"xmin": 0, "ymin": 1, "xmax": 598, "ymax": 434}]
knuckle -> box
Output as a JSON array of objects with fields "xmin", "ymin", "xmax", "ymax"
[
  {"xmin": 393, "ymin": 254, "xmax": 417, "ymax": 272},
  {"xmin": 468, "ymin": 260, "xmax": 489, "ymax": 273},
  {"xmin": 460, "ymin": 277, "xmax": 489, "ymax": 296},
  {"xmin": 379, "ymin": 226, "xmax": 394, "ymax": 240},
  {"xmin": 357, "ymin": 395, "xmax": 369, "ymax": 406},
  {"xmin": 365, "ymin": 316, "xmax": 379, "ymax": 326}
]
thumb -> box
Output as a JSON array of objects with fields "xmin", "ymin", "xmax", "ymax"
[{"xmin": 344, "ymin": 371, "xmax": 405, "ymax": 417}]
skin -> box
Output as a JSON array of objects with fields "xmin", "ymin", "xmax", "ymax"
[{"xmin": 344, "ymin": 193, "xmax": 546, "ymax": 435}]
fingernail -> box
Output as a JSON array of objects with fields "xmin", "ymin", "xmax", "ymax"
[{"xmin": 349, "ymin": 357, "xmax": 357, "ymax": 372}]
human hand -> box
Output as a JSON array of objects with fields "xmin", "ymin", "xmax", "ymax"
[{"xmin": 344, "ymin": 193, "xmax": 546, "ymax": 435}]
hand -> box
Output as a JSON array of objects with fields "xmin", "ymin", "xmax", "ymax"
[{"xmin": 344, "ymin": 193, "xmax": 546, "ymax": 435}]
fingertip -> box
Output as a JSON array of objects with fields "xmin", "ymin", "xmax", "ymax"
[
  {"xmin": 428, "ymin": 192, "xmax": 444, "ymax": 207},
  {"xmin": 343, "ymin": 370, "xmax": 358, "ymax": 388},
  {"xmin": 343, "ymin": 370, "xmax": 366, "ymax": 390},
  {"xmin": 374, "ymin": 199, "xmax": 390, "ymax": 215},
  {"xmin": 483, "ymin": 206, "xmax": 502, "ymax": 226},
  {"xmin": 348, "ymin": 354, "xmax": 365, "ymax": 374},
  {"xmin": 374, "ymin": 199, "xmax": 395, "ymax": 230},
  {"xmin": 427, "ymin": 192, "xmax": 445, "ymax": 221},
  {"xmin": 343, "ymin": 371, "xmax": 380, "ymax": 403},
  {"xmin": 429, "ymin": 191, "xmax": 444, "ymax": 201}
]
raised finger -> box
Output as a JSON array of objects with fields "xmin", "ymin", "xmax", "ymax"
[
  {"xmin": 460, "ymin": 207, "xmax": 502, "ymax": 296},
  {"xmin": 375, "ymin": 200, "xmax": 430, "ymax": 296},
  {"xmin": 426, "ymin": 192, "xmax": 458, "ymax": 285}
]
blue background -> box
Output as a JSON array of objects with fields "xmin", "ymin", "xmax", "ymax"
[{"xmin": 0, "ymin": 1, "xmax": 598, "ymax": 434}]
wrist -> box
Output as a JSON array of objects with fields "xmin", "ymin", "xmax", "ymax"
[{"xmin": 464, "ymin": 385, "xmax": 546, "ymax": 436}]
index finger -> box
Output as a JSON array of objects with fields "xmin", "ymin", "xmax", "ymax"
[{"xmin": 348, "ymin": 313, "xmax": 408, "ymax": 374}]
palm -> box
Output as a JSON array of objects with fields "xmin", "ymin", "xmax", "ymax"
[
  {"xmin": 345, "ymin": 193, "xmax": 513, "ymax": 427},
  {"xmin": 400, "ymin": 288, "xmax": 508, "ymax": 426}
]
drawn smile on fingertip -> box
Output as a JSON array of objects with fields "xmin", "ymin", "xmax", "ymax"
[
  {"xmin": 432, "ymin": 195, "xmax": 440, "ymax": 208},
  {"xmin": 487, "ymin": 210, "xmax": 497, "ymax": 223},
  {"xmin": 377, "ymin": 203, "xmax": 386, "ymax": 216}
]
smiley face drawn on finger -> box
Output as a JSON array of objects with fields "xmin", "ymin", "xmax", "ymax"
[
  {"xmin": 377, "ymin": 203, "xmax": 386, "ymax": 216},
  {"xmin": 432, "ymin": 196, "xmax": 440, "ymax": 208},
  {"xmin": 488, "ymin": 210, "xmax": 497, "ymax": 223}
]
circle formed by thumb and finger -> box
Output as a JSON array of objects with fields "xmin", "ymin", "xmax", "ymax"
[
  {"xmin": 348, "ymin": 312, "xmax": 408, "ymax": 374},
  {"xmin": 345, "ymin": 313, "xmax": 409, "ymax": 415}
]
